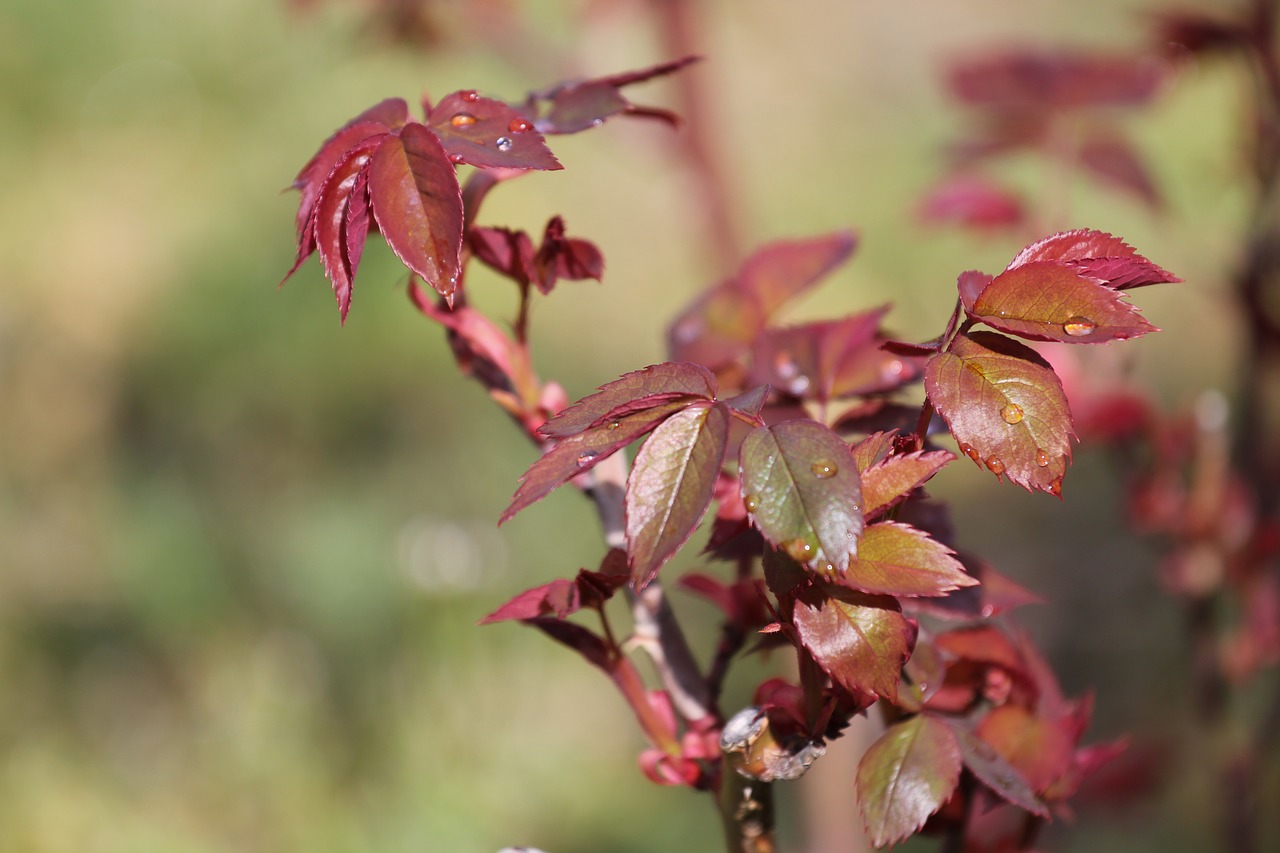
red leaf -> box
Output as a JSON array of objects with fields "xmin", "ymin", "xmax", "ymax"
[
  {"xmin": 976, "ymin": 704, "xmax": 1076, "ymax": 794},
  {"xmin": 739, "ymin": 420, "xmax": 865, "ymax": 572},
  {"xmin": 428, "ymin": 91, "xmax": 560, "ymax": 171},
  {"xmin": 971, "ymin": 262, "xmax": 1158, "ymax": 343},
  {"xmin": 957, "ymin": 270, "xmax": 993, "ymax": 314},
  {"xmin": 947, "ymin": 51, "xmax": 1165, "ymax": 112},
  {"xmin": 479, "ymin": 578, "xmax": 578, "ymax": 624},
  {"xmin": 833, "ymin": 521, "xmax": 977, "ymax": 598},
  {"xmin": 793, "ymin": 585, "xmax": 914, "ymax": 701},
  {"xmin": 313, "ymin": 136, "xmax": 386, "ymax": 321},
  {"xmin": 739, "ymin": 232, "xmax": 858, "ymax": 318},
  {"xmin": 470, "ymin": 226, "xmax": 536, "ymax": 286},
  {"xmin": 924, "ymin": 331, "xmax": 1074, "ymax": 495},
  {"xmin": 367, "ymin": 123, "xmax": 464, "ymax": 301},
  {"xmin": 525, "ymin": 617, "xmax": 611, "ymax": 670},
  {"xmin": 1007, "ymin": 228, "xmax": 1180, "ymax": 290},
  {"xmin": 625, "ymin": 403, "xmax": 730, "ymax": 586},
  {"xmin": 850, "ymin": 431, "xmax": 898, "ymax": 474},
  {"xmin": 532, "ymin": 216, "xmax": 603, "ymax": 292},
  {"xmin": 540, "ymin": 362, "xmax": 717, "ymax": 439},
  {"xmin": 856, "ymin": 714, "xmax": 962, "ymax": 847},
  {"xmin": 919, "ymin": 174, "xmax": 1026, "ymax": 230},
  {"xmin": 935, "ymin": 625, "xmax": 1027, "ymax": 673},
  {"xmin": 1078, "ymin": 133, "xmax": 1163, "ymax": 208},
  {"xmin": 946, "ymin": 720, "xmax": 1050, "ymax": 816},
  {"xmin": 859, "ymin": 449, "xmax": 955, "ymax": 518},
  {"xmin": 528, "ymin": 56, "xmax": 700, "ymax": 134},
  {"xmin": 502, "ymin": 399, "xmax": 695, "ymax": 523}
]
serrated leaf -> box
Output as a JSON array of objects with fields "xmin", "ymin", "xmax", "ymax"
[
  {"xmin": 625, "ymin": 403, "xmax": 730, "ymax": 586},
  {"xmin": 945, "ymin": 720, "xmax": 1050, "ymax": 816},
  {"xmin": 850, "ymin": 431, "xmax": 898, "ymax": 474},
  {"xmin": 856, "ymin": 714, "xmax": 962, "ymax": 847},
  {"xmin": 957, "ymin": 270, "xmax": 994, "ymax": 314},
  {"xmin": 793, "ymin": 585, "xmax": 913, "ymax": 700},
  {"xmin": 1007, "ymin": 229, "xmax": 1180, "ymax": 289},
  {"xmin": 971, "ymin": 262, "xmax": 1157, "ymax": 343},
  {"xmin": 924, "ymin": 331, "xmax": 1073, "ymax": 495},
  {"xmin": 528, "ymin": 56, "xmax": 699, "ymax": 134},
  {"xmin": 739, "ymin": 420, "xmax": 864, "ymax": 572},
  {"xmin": 501, "ymin": 399, "xmax": 694, "ymax": 523},
  {"xmin": 860, "ymin": 450, "xmax": 955, "ymax": 518},
  {"xmin": 540, "ymin": 362, "xmax": 717, "ymax": 439},
  {"xmin": 428, "ymin": 91, "xmax": 560, "ymax": 171},
  {"xmin": 313, "ymin": 136, "xmax": 385, "ymax": 321},
  {"xmin": 835, "ymin": 522, "xmax": 977, "ymax": 598},
  {"xmin": 367, "ymin": 123, "xmax": 464, "ymax": 301}
]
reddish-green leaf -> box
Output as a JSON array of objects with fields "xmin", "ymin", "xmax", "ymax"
[
  {"xmin": 976, "ymin": 704, "xmax": 1076, "ymax": 794},
  {"xmin": 540, "ymin": 362, "xmax": 717, "ymax": 439},
  {"xmin": 971, "ymin": 261, "xmax": 1157, "ymax": 343},
  {"xmin": 850, "ymin": 431, "xmax": 898, "ymax": 474},
  {"xmin": 479, "ymin": 550, "xmax": 629, "ymax": 624},
  {"xmin": 313, "ymin": 136, "xmax": 385, "ymax": 321},
  {"xmin": 856, "ymin": 714, "xmax": 962, "ymax": 847},
  {"xmin": 924, "ymin": 331, "xmax": 1073, "ymax": 494},
  {"xmin": 1007, "ymin": 229, "xmax": 1180, "ymax": 289},
  {"xmin": 626, "ymin": 403, "xmax": 730, "ymax": 586},
  {"xmin": 739, "ymin": 420, "xmax": 864, "ymax": 572},
  {"xmin": 738, "ymin": 232, "xmax": 858, "ymax": 317},
  {"xmin": 794, "ymin": 585, "xmax": 914, "ymax": 701},
  {"xmin": 367, "ymin": 123, "xmax": 464, "ymax": 302},
  {"xmin": 835, "ymin": 522, "xmax": 976, "ymax": 598},
  {"xmin": 501, "ymin": 400, "xmax": 693, "ymax": 524},
  {"xmin": 946, "ymin": 720, "xmax": 1050, "ymax": 816},
  {"xmin": 859, "ymin": 450, "xmax": 955, "ymax": 518},
  {"xmin": 428, "ymin": 91, "xmax": 560, "ymax": 171}
]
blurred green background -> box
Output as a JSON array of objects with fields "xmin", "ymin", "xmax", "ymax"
[{"xmin": 0, "ymin": 0, "xmax": 1269, "ymax": 851}]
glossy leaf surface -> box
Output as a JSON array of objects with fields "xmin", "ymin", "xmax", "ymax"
[
  {"xmin": 925, "ymin": 331, "xmax": 1073, "ymax": 494},
  {"xmin": 858, "ymin": 449, "xmax": 955, "ymax": 518},
  {"xmin": 428, "ymin": 91, "xmax": 560, "ymax": 170},
  {"xmin": 540, "ymin": 362, "xmax": 716, "ymax": 438},
  {"xmin": 625, "ymin": 403, "xmax": 730, "ymax": 586},
  {"xmin": 836, "ymin": 522, "xmax": 977, "ymax": 598},
  {"xmin": 856, "ymin": 714, "xmax": 962, "ymax": 847},
  {"xmin": 971, "ymin": 262, "xmax": 1157, "ymax": 343},
  {"xmin": 793, "ymin": 586, "xmax": 913, "ymax": 700},
  {"xmin": 739, "ymin": 420, "xmax": 864, "ymax": 572}
]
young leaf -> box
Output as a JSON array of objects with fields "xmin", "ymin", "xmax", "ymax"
[
  {"xmin": 1007, "ymin": 229, "xmax": 1180, "ymax": 289},
  {"xmin": 312, "ymin": 136, "xmax": 385, "ymax": 320},
  {"xmin": 532, "ymin": 216, "xmax": 604, "ymax": 292},
  {"xmin": 737, "ymin": 232, "xmax": 859, "ymax": 317},
  {"xmin": 855, "ymin": 714, "xmax": 962, "ymax": 847},
  {"xmin": 526, "ymin": 56, "xmax": 700, "ymax": 134},
  {"xmin": 625, "ymin": 403, "xmax": 730, "ymax": 586},
  {"xmin": 924, "ymin": 331, "xmax": 1073, "ymax": 495},
  {"xmin": 502, "ymin": 399, "xmax": 694, "ymax": 523},
  {"xmin": 368, "ymin": 123, "xmax": 464, "ymax": 302},
  {"xmin": 793, "ymin": 585, "xmax": 914, "ymax": 701},
  {"xmin": 739, "ymin": 420, "xmax": 864, "ymax": 572},
  {"xmin": 919, "ymin": 173, "xmax": 1026, "ymax": 230},
  {"xmin": 834, "ymin": 521, "xmax": 977, "ymax": 598},
  {"xmin": 479, "ymin": 550, "xmax": 629, "ymax": 624},
  {"xmin": 859, "ymin": 449, "xmax": 955, "ymax": 518},
  {"xmin": 976, "ymin": 704, "xmax": 1076, "ymax": 794},
  {"xmin": 427, "ymin": 91, "xmax": 560, "ymax": 171},
  {"xmin": 540, "ymin": 362, "xmax": 717, "ymax": 439},
  {"xmin": 946, "ymin": 720, "xmax": 1050, "ymax": 816},
  {"xmin": 970, "ymin": 261, "xmax": 1158, "ymax": 343},
  {"xmin": 1079, "ymin": 133, "xmax": 1163, "ymax": 209}
]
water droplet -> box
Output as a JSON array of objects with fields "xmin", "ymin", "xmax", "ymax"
[
  {"xmin": 818, "ymin": 562, "xmax": 837, "ymax": 575},
  {"xmin": 495, "ymin": 136, "xmax": 513, "ymax": 152},
  {"xmin": 810, "ymin": 460, "xmax": 838, "ymax": 479},
  {"xmin": 1063, "ymin": 316, "xmax": 1096, "ymax": 337},
  {"xmin": 774, "ymin": 352, "xmax": 799, "ymax": 379},
  {"xmin": 1048, "ymin": 476, "xmax": 1063, "ymax": 497},
  {"xmin": 576, "ymin": 450, "xmax": 599, "ymax": 467},
  {"xmin": 986, "ymin": 456, "xmax": 1006, "ymax": 476},
  {"xmin": 508, "ymin": 117, "xmax": 532, "ymax": 133},
  {"xmin": 606, "ymin": 421, "xmax": 621, "ymax": 430},
  {"xmin": 448, "ymin": 153, "xmax": 465, "ymax": 164},
  {"xmin": 1035, "ymin": 449, "xmax": 1050, "ymax": 468},
  {"xmin": 980, "ymin": 604, "xmax": 995, "ymax": 619},
  {"xmin": 881, "ymin": 359, "xmax": 905, "ymax": 381},
  {"xmin": 1000, "ymin": 403, "xmax": 1024, "ymax": 424},
  {"xmin": 784, "ymin": 539, "xmax": 814, "ymax": 562},
  {"xmin": 591, "ymin": 117, "xmax": 604, "ymax": 127},
  {"xmin": 744, "ymin": 495, "xmax": 759, "ymax": 513},
  {"xmin": 460, "ymin": 90, "xmax": 480, "ymax": 102},
  {"xmin": 958, "ymin": 443, "xmax": 981, "ymax": 464},
  {"xmin": 450, "ymin": 112, "xmax": 477, "ymax": 127}
]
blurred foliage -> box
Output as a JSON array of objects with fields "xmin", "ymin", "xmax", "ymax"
[{"xmin": 0, "ymin": 0, "xmax": 1271, "ymax": 851}]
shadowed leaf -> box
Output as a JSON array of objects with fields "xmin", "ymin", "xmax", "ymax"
[
  {"xmin": 834, "ymin": 521, "xmax": 977, "ymax": 598},
  {"xmin": 859, "ymin": 449, "xmax": 955, "ymax": 518},
  {"xmin": 740, "ymin": 420, "xmax": 864, "ymax": 572},
  {"xmin": 626, "ymin": 403, "xmax": 730, "ymax": 586},
  {"xmin": 794, "ymin": 585, "xmax": 913, "ymax": 700},
  {"xmin": 428, "ymin": 91, "xmax": 560, "ymax": 170},
  {"xmin": 856, "ymin": 714, "xmax": 962, "ymax": 847},
  {"xmin": 312, "ymin": 136, "xmax": 385, "ymax": 321},
  {"xmin": 1079, "ymin": 133, "xmax": 1163, "ymax": 208},
  {"xmin": 540, "ymin": 362, "xmax": 717, "ymax": 439},
  {"xmin": 946, "ymin": 720, "xmax": 1050, "ymax": 816},
  {"xmin": 527, "ymin": 56, "xmax": 699, "ymax": 134},
  {"xmin": 368, "ymin": 123, "xmax": 464, "ymax": 301},
  {"xmin": 977, "ymin": 704, "xmax": 1076, "ymax": 794},
  {"xmin": 925, "ymin": 331, "xmax": 1073, "ymax": 494}
]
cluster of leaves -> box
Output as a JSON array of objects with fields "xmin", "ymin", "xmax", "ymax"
[
  {"xmin": 919, "ymin": 46, "xmax": 1170, "ymax": 231},
  {"xmin": 284, "ymin": 57, "xmax": 1180, "ymax": 852}
]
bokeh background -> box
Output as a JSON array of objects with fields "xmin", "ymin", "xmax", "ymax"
[{"xmin": 0, "ymin": 0, "xmax": 1271, "ymax": 851}]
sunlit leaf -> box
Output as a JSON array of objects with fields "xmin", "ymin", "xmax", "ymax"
[
  {"xmin": 626, "ymin": 403, "xmax": 730, "ymax": 586},
  {"xmin": 368, "ymin": 123, "xmax": 464, "ymax": 301},
  {"xmin": 540, "ymin": 362, "xmax": 717, "ymax": 439},
  {"xmin": 859, "ymin": 449, "xmax": 955, "ymax": 518},
  {"xmin": 856, "ymin": 714, "xmax": 962, "ymax": 847},
  {"xmin": 1006, "ymin": 229, "xmax": 1180, "ymax": 290},
  {"xmin": 924, "ymin": 331, "xmax": 1073, "ymax": 494},
  {"xmin": 793, "ymin": 585, "xmax": 914, "ymax": 701},
  {"xmin": 739, "ymin": 420, "xmax": 864, "ymax": 572},
  {"xmin": 971, "ymin": 262, "xmax": 1157, "ymax": 343},
  {"xmin": 834, "ymin": 522, "xmax": 977, "ymax": 598}
]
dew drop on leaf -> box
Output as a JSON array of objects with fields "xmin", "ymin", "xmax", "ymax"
[
  {"xmin": 495, "ymin": 136, "xmax": 513, "ymax": 152},
  {"xmin": 460, "ymin": 90, "xmax": 480, "ymax": 102},
  {"xmin": 448, "ymin": 153, "xmax": 465, "ymax": 164},
  {"xmin": 958, "ymin": 442, "xmax": 981, "ymax": 464},
  {"xmin": 508, "ymin": 117, "xmax": 532, "ymax": 133},
  {"xmin": 576, "ymin": 450, "xmax": 599, "ymax": 467},
  {"xmin": 1000, "ymin": 403, "xmax": 1024, "ymax": 424},
  {"xmin": 881, "ymin": 359, "xmax": 905, "ymax": 381},
  {"xmin": 1035, "ymin": 449, "xmax": 1050, "ymax": 468},
  {"xmin": 1049, "ymin": 476, "xmax": 1063, "ymax": 497},
  {"xmin": 1063, "ymin": 316, "xmax": 1097, "ymax": 337},
  {"xmin": 986, "ymin": 456, "xmax": 1006, "ymax": 476},
  {"xmin": 744, "ymin": 494, "xmax": 759, "ymax": 513},
  {"xmin": 784, "ymin": 539, "xmax": 815, "ymax": 562},
  {"xmin": 606, "ymin": 421, "xmax": 621, "ymax": 430},
  {"xmin": 450, "ymin": 112, "xmax": 477, "ymax": 127},
  {"xmin": 810, "ymin": 460, "xmax": 838, "ymax": 479}
]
